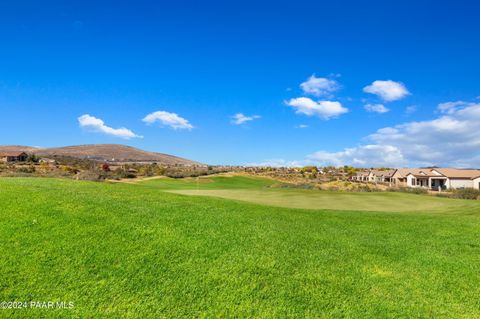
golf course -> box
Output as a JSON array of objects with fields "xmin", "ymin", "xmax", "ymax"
[{"xmin": 1, "ymin": 175, "xmax": 480, "ymax": 318}]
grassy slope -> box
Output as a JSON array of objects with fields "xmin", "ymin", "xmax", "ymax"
[{"xmin": 0, "ymin": 177, "xmax": 480, "ymax": 318}]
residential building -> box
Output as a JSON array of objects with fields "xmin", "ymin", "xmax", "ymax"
[
  {"xmin": 354, "ymin": 167, "xmax": 480, "ymax": 190},
  {"xmin": 352, "ymin": 171, "xmax": 370, "ymax": 182},
  {"xmin": 0, "ymin": 152, "xmax": 28, "ymax": 162},
  {"xmin": 368, "ymin": 169, "xmax": 396, "ymax": 183},
  {"xmin": 392, "ymin": 168, "xmax": 480, "ymax": 190},
  {"xmin": 352, "ymin": 169, "xmax": 395, "ymax": 183}
]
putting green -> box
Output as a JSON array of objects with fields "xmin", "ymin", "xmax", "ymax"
[
  {"xmin": 167, "ymin": 188, "xmax": 478, "ymax": 212},
  {"xmin": 139, "ymin": 175, "xmax": 480, "ymax": 213}
]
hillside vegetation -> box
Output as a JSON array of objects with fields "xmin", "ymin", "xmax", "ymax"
[
  {"xmin": 0, "ymin": 144, "xmax": 199, "ymax": 165},
  {"xmin": 1, "ymin": 176, "xmax": 480, "ymax": 318}
]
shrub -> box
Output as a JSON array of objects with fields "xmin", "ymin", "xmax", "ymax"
[
  {"xmin": 76, "ymin": 170, "xmax": 103, "ymax": 181},
  {"xmin": 154, "ymin": 165, "xmax": 166, "ymax": 176},
  {"xmin": 278, "ymin": 183, "xmax": 316, "ymax": 190},
  {"xmin": 387, "ymin": 187, "xmax": 428, "ymax": 195},
  {"xmin": 448, "ymin": 188, "xmax": 480, "ymax": 200},
  {"xmin": 27, "ymin": 154, "xmax": 40, "ymax": 163},
  {"xmin": 50, "ymin": 156, "xmax": 96, "ymax": 170},
  {"xmin": 356, "ymin": 185, "xmax": 375, "ymax": 192},
  {"xmin": 163, "ymin": 168, "xmax": 213, "ymax": 178},
  {"xmin": 62, "ymin": 166, "xmax": 80, "ymax": 174},
  {"xmin": 104, "ymin": 169, "xmax": 137, "ymax": 179},
  {"xmin": 15, "ymin": 166, "xmax": 35, "ymax": 174}
]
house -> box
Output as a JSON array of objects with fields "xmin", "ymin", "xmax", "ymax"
[
  {"xmin": 367, "ymin": 170, "xmax": 377, "ymax": 182},
  {"xmin": 381, "ymin": 170, "xmax": 396, "ymax": 183},
  {"xmin": 353, "ymin": 167, "xmax": 480, "ymax": 190},
  {"xmin": 352, "ymin": 171, "xmax": 370, "ymax": 182},
  {"xmin": 392, "ymin": 168, "xmax": 480, "ymax": 190},
  {"xmin": 39, "ymin": 158, "xmax": 57, "ymax": 164},
  {"xmin": 390, "ymin": 168, "xmax": 412, "ymax": 186},
  {"xmin": 0, "ymin": 152, "xmax": 28, "ymax": 162},
  {"xmin": 368, "ymin": 169, "xmax": 396, "ymax": 183},
  {"xmin": 432, "ymin": 168, "xmax": 480, "ymax": 190},
  {"xmin": 391, "ymin": 168, "xmax": 436, "ymax": 186},
  {"xmin": 352, "ymin": 169, "xmax": 395, "ymax": 183}
]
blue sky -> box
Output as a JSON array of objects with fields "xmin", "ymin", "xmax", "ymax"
[{"xmin": 1, "ymin": 0, "xmax": 480, "ymax": 167}]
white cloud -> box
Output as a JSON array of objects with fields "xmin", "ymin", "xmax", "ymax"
[
  {"xmin": 405, "ymin": 105, "xmax": 417, "ymax": 114},
  {"xmin": 231, "ymin": 113, "xmax": 261, "ymax": 125},
  {"xmin": 363, "ymin": 80, "xmax": 410, "ymax": 102},
  {"xmin": 364, "ymin": 103, "xmax": 389, "ymax": 114},
  {"xmin": 246, "ymin": 159, "xmax": 302, "ymax": 167},
  {"xmin": 300, "ymin": 75, "xmax": 340, "ymax": 97},
  {"xmin": 437, "ymin": 101, "xmax": 474, "ymax": 114},
  {"xmin": 78, "ymin": 114, "xmax": 142, "ymax": 139},
  {"xmin": 304, "ymin": 100, "xmax": 480, "ymax": 168},
  {"xmin": 285, "ymin": 97, "xmax": 348, "ymax": 120},
  {"xmin": 142, "ymin": 111, "xmax": 193, "ymax": 130},
  {"xmin": 307, "ymin": 145, "xmax": 405, "ymax": 167},
  {"xmin": 295, "ymin": 124, "xmax": 309, "ymax": 129}
]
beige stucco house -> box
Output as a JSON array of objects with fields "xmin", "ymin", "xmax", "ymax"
[
  {"xmin": 353, "ymin": 167, "xmax": 480, "ymax": 190},
  {"xmin": 352, "ymin": 169, "xmax": 396, "ymax": 183},
  {"xmin": 368, "ymin": 169, "xmax": 396, "ymax": 183},
  {"xmin": 392, "ymin": 168, "xmax": 480, "ymax": 190},
  {"xmin": 352, "ymin": 171, "xmax": 370, "ymax": 181}
]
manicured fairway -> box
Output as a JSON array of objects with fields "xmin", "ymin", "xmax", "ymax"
[
  {"xmin": 138, "ymin": 175, "xmax": 277, "ymax": 190},
  {"xmin": 140, "ymin": 175, "xmax": 480, "ymax": 212},
  {"xmin": 1, "ymin": 177, "xmax": 480, "ymax": 318}
]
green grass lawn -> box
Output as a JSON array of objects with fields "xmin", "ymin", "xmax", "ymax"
[
  {"xmin": 138, "ymin": 175, "xmax": 278, "ymax": 190},
  {"xmin": 1, "ymin": 176, "xmax": 480, "ymax": 318}
]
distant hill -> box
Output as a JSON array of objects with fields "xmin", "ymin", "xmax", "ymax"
[
  {"xmin": 0, "ymin": 145, "xmax": 39, "ymax": 153},
  {"xmin": 0, "ymin": 144, "xmax": 201, "ymax": 165}
]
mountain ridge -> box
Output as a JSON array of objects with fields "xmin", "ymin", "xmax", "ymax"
[{"xmin": 0, "ymin": 144, "xmax": 201, "ymax": 165}]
